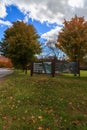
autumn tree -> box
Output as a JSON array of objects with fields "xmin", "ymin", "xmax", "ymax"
[
  {"xmin": 0, "ymin": 21, "xmax": 41, "ymax": 69},
  {"xmin": 56, "ymin": 15, "xmax": 87, "ymax": 63}
]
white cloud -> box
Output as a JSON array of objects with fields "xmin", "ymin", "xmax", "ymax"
[
  {"xmin": 68, "ymin": 0, "xmax": 84, "ymax": 8},
  {"xmin": 1, "ymin": 0, "xmax": 87, "ymax": 41},
  {"xmin": 0, "ymin": 0, "xmax": 7, "ymax": 18},
  {"xmin": 41, "ymin": 26, "xmax": 62, "ymax": 42},
  {"xmin": 0, "ymin": 19, "xmax": 12, "ymax": 26},
  {"xmin": 1, "ymin": 0, "xmax": 87, "ymax": 24}
]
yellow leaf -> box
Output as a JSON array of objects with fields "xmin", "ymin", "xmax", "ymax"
[{"xmin": 38, "ymin": 126, "xmax": 43, "ymax": 130}]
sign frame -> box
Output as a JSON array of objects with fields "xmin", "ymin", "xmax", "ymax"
[{"xmin": 30, "ymin": 60, "xmax": 80, "ymax": 77}]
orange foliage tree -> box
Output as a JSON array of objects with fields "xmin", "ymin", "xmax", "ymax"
[
  {"xmin": 56, "ymin": 15, "xmax": 87, "ymax": 63},
  {"xmin": 0, "ymin": 56, "xmax": 13, "ymax": 68}
]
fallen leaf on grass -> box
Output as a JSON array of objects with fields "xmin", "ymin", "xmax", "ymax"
[
  {"xmin": 38, "ymin": 116, "xmax": 43, "ymax": 121},
  {"xmin": 24, "ymin": 110, "xmax": 28, "ymax": 114},
  {"xmin": 17, "ymin": 100, "xmax": 21, "ymax": 103},
  {"xmin": 71, "ymin": 120, "xmax": 80, "ymax": 126},
  {"xmin": 31, "ymin": 115, "xmax": 36, "ymax": 123},
  {"xmin": 38, "ymin": 126, "xmax": 43, "ymax": 130}
]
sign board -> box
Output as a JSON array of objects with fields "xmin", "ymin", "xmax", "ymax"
[
  {"xmin": 31, "ymin": 60, "xmax": 79, "ymax": 77},
  {"xmin": 33, "ymin": 62, "xmax": 52, "ymax": 74},
  {"xmin": 55, "ymin": 61, "xmax": 79, "ymax": 74}
]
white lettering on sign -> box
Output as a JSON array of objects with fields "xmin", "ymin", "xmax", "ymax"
[{"xmin": 33, "ymin": 63, "xmax": 44, "ymax": 73}]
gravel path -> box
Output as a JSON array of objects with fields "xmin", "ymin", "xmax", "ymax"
[{"xmin": 0, "ymin": 68, "xmax": 13, "ymax": 78}]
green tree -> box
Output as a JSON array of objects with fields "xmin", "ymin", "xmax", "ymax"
[
  {"xmin": 0, "ymin": 21, "xmax": 41, "ymax": 69},
  {"xmin": 56, "ymin": 15, "xmax": 87, "ymax": 63}
]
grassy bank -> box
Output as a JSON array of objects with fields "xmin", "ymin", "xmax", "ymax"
[{"xmin": 0, "ymin": 70, "xmax": 87, "ymax": 130}]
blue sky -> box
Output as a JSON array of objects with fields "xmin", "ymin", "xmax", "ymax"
[
  {"xmin": 0, "ymin": 0, "xmax": 87, "ymax": 57},
  {"xmin": 0, "ymin": 5, "xmax": 52, "ymax": 40}
]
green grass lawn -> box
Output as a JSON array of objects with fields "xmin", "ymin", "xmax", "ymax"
[{"xmin": 0, "ymin": 70, "xmax": 87, "ymax": 130}]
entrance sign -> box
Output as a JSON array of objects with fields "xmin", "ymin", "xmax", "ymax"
[
  {"xmin": 33, "ymin": 62, "xmax": 52, "ymax": 74},
  {"xmin": 33, "ymin": 62, "xmax": 43, "ymax": 73},
  {"xmin": 55, "ymin": 61, "xmax": 79, "ymax": 74},
  {"xmin": 31, "ymin": 60, "xmax": 79, "ymax": 77}
]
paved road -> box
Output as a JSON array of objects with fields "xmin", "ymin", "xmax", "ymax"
[{"xmin": 0, "ymin": 68, "xmax": 13, "ymax": 78}]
